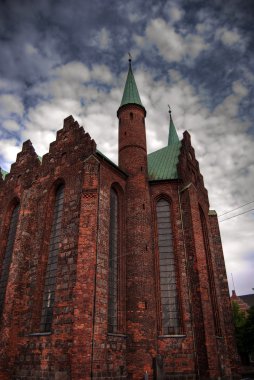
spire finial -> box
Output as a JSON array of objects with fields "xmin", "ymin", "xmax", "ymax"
[
  {"xmin": 168, "ymin": 106, "xmax": 179, "ymax": 146},
  {"xmin": 128, "ymin": 52, "xmax": 132, "ymax": 66}
]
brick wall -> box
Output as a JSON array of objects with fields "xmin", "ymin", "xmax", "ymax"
[{"xmin": 0, "ymin": 114, "xmax": 239, "ymax": 379}]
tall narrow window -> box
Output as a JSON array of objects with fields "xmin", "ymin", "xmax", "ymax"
[
  {"xmin": 0, "ymin": 203, "xmax": 20, "ymax": 318},
  {"xmin": 40, "ymin": 184, "xmax": 64, "ymax": 332},
  {"xmin": 199, "ymin": 207, "xmax": 221, "ymax": 336},
  {"xmin": 156, "ymin": 199, "xmax": 180, "ymax": 335},
  {"xmin": 108, "ymin": 188, "xmax": 118, "ymax": 333}
]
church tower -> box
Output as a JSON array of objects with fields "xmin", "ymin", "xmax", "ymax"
[{"xmin": 117, "ymin": 59, "xmax": 157, "ymax": 378}]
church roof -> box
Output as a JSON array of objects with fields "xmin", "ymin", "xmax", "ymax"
[
  {"xmin": 239, "ymin": 294, "xmax": 254, "ymax": 308},
  {"xmin": 120, "ymin": 60, "xmax": 143, "ymax": 108},
  {"xmin": 148, "ymin": 113, "xmax": 181, "ymax": 181},
  {"xmin": 148, "ymin": 142, "xmax": 181, "ymax": 180}
]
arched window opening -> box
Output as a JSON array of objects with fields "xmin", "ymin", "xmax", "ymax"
[
  {"xmin": 156, "ymin": 198, "xmax": 180, "ymax": 335},
  {"xmin": 40, "ymin": 184, "xmax": 64, "ymax": 332},
  {"xmin": 199, "ymin": 207, "xmax": 221, "ymax": 336},
  {"xmin": 0, "ymin": 202, "xmax": 20, "ymax": 318},
  {"xmin": 108, "ymin": 188, "xmax": 118, "ymax": 333},
  {"xmin": 130, "ymin": 112, "xmax": 133, "ymax": 120}
]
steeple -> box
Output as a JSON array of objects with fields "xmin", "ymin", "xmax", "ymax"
[
  {"xmin": 117, "ymin": 58, "xmax": 147, "ymax": 173},
  {"xmin": 168, "ymin": 107, "xmax": 179, "ymax": 146},
  {"xmin": 120, "ymin": 58, "xmax": 143, "ymax": 108}
]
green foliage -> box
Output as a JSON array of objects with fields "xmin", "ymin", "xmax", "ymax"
[
  {"xmin": 232, "ymin": 302, "xmax": 254, "ymax": 363},
  {"xmin": 244, "ymin": 306, "xmax": 254, "ymax": 355},
  {"xmin": 232, "ymin": 301, "xmax": 246, "ymax": 328},
  {"xmin": 232, "ymin": 301, "xmax": 247, "ymax": 355}
]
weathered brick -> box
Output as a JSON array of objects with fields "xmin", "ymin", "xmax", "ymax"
[{"xmin": 0, "ymin": 101, "xmax": 239, "ymax": 380}]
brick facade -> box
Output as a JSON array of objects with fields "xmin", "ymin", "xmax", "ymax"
[{"xmin": 0, "ymin": 79, "xmax": 239, "ymax": 379}]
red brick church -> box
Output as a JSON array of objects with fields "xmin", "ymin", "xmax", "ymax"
[{"xmin": 0, "ymin": 60, "xmax": 239, "ymax": 379}]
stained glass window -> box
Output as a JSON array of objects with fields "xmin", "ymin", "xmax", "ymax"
[
  {"xmin": 156, "ymin": 199, "xmax": 180, "ymax": 335},
  {"xmin": 108, "ymin": 188, "xmax": 118, "ymax": 333},
  {"xmin": 40, "ymin": 185, "xmax": 64, "ymax": 332}
]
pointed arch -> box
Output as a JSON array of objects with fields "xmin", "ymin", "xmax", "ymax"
[
  {"xmin": 108, "ymin": 187, "xmax": 119, "ymax": 333},
  {"xmin": 40, "ymin": 183, "xmax": 65, "ymax": 332},
  {"xmin": 107, "ymin": 182, "xmax": 125, "ymax": 333},
  {"xmin": 156, "ymin": 196, "xmax": 181, "ymax": 334},
  {"xmin": 0, "ymin": 199, "xmax": 20, "ymax": 318}
]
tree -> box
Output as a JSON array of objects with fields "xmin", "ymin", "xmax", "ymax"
[
  {"xmin": 232, "ymin": 302, "xmax": 254, "ymax": 365},
  {"xmin": 232, "ymin": 301, "xmax": 248, "ymax": 364},
  {"xmin": 244, "ymin": 306, "xmax": 254, "ymax": 362}
]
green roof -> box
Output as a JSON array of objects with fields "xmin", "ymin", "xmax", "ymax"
[
  {"xmin": 148, "ymin": 141, "xmax": 181, "ymax": 180},
  {"xmin": 0, "ymin": 168, "xmax": 8, "ymax": 179},
  {"xmin": 168, "ymin": 114, "xmax": 179, "ymax": 145},
  {"xmin": 120, "ymin": 61, "xmax": 143, "ymax": 107}
]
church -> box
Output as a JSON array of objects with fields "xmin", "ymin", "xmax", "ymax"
[{"xmin": 0, "ymin": 60, "xmax": 239, "ymax": 379}]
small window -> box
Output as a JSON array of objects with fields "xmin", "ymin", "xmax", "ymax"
[{"xmin": 130, "ymin": 112, "xmax": 133, "ymax": 120}]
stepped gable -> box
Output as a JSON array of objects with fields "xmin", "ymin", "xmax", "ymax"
[
  {"xmin": 6, "ymin": 139, "xmax": 41, "ymax": 189},
  {"xmin": 40, "ymin": 115, "xmax": 96, "ymax": 176},
  {"xmin": 178, "ymin": 130, "xmax": 208, "ymax": 202}
]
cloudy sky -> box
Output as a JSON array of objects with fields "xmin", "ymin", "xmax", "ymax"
[{"xmin": 0, "ymin": 0, "xmax": 253, "ymax": 295}]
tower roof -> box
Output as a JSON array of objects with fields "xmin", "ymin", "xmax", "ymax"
[
  {"xmin": 168, "ymin": 113, "xmax": 179, "ymax": 145},
  {"xmin": 120, "ymin": 59, "xmax": 143, "ymax": 108},
  {"xmin": 148, "ymin": 110, "xmax": 181, "ymax": 180}
]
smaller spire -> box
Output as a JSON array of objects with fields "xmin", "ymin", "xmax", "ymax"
[{"xmin": 168, "ymin": 106, "xmax": 179, "ymax": 146}]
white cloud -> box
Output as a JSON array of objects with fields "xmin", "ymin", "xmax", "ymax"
[
  {"xmin": 215, "ymin": 27, "xmax": 241, "ymax": 46},
  {"xmin": 24, "ymin": 43, "xmax": 38, "ymax": 56},
  {"xmin": 91, "ymin": 27, "xmax": 112, "ymax": 50},
  {"xmin": 164, "ymin": 2, "xmax": 185, "ymax": 23},
  {"xmin": 54, "ymin": 61, "xmax": 90, "ymax": 83},
  {"xmin": 232, "ymin": 80, "xmax": 248, "ymax": 97},
  {"xmin": 0, "ymin": 94, "xmax": 24, "ymax": 117},
  {"xmin": 214, "ymin": 80, "xmax": 248, "ymax": 119},
  {"xmin": 134, "ymin": 18, "xmax": 208, "ymax": 63},
  {"xmin": 0, "ymin": 139, "xmax": 21, "ymax": 165},
  {"xmin": 2, "ymin": 119, "xmax": 20, "ymax": 132},
  {"xmin": 91, "ymin": 64, "xmax": 113, "ymax": 84}
]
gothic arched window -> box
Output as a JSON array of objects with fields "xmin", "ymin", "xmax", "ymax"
[
  {"xmin": 156, "ymin": 198, "xmax": 180, "ymax": 335},
  {"xmin": 40, "ymin": 184, "xmax": 64, "ymax": 332},
  {"xmin": 0, "ymin": 202, "xmax": 20, "ymax": 318},
  {"xmin": 199, "ymin": 206, "xmax": 221, "ymax": 336},
  {"xmin": 108, "ymin": 188, "xmax": 118, "ymax": 333}
]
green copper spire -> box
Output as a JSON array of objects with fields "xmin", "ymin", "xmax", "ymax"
[
  {"xmin": 168, "ymin": 108, "xmax": 179, "ymax": 146},
  {"xmin": 120, "ymin": 58, "xmax": 143, "ymax": 107}
]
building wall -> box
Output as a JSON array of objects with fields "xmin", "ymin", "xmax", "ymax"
[{"xmin": 0, "ymin": 116, "xmax": 239, "ymax": 379}]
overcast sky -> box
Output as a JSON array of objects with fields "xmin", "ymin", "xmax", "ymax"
[{"xmin": 0, "ymin": 0, "xmax": 253, "ymax": 295}]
